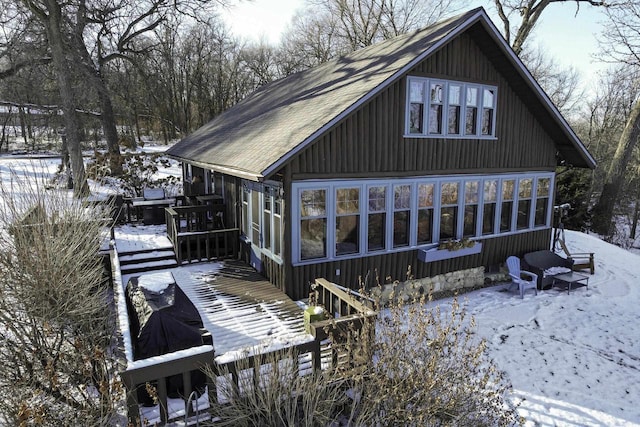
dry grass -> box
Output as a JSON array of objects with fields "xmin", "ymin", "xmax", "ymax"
[{"xmin": 0, "ymin": 167, "xmax": 121, "ymax": 426}]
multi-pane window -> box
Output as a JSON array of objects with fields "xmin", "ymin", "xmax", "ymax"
[
  {"xmin": 417, "ymin": 183, "xmax": 434, "ymax": 244},
  {"xmin": 242, "ymin": 183, "xmax": 283, "ymax": 260},
  {"xmin": 336, "ymin": 188, "xmax": 360, "ymax": 256},
  {"xmin": 482, "ymin": 180, "xmax": 497, "ymax": 235},
  {"xmin": 517, "ymin": 178, "xmax": 533, "ymax": 230},
  {"xmin": 440, "ymin": 182, "xmax": 459, "ymax": 240},
  {"xmin": 406, "ymin": 77, "xmax": 497, "ymax": 139},
  {"xmin": 429, "ymin": 82, "xmax": 444, "ymax": 135},
  {"xmin": 482, "ymin": 88, "xmax": 496, "ymax": 136},
  {"xmin": 263, "ymin": 190, "xmax": 272, "ymax": 251},
  {"xmin": 535, "ymin": 177, "xmax": 551, "ymax": 226},
  {"xmin": 368, "ymin": 186, "xmax": 386, "ymax": 251},
  {"xmin": 251, "ymin": 190, "xmax": 260, "ymax": 244},
  {"xmin": 500, "ymin": 179, "xmax": 515, "ymax": 233},
  {"xmin": 293, "ymin": 173, "xmax": 554, "ymax": 264},
  {"xmin": 409, "ymin": 80, "xmax": 426, "ymax": 134},
  {"xmin": 448, "ymin": 84, "xmax": 462, "ymax": 135},
  {"xmin": 393, "ymin": 184, "xmax": 411, "ymax": 247},
  {"xmin": 273, "ymin": 197, "xmax": 282, "ymax": 256},
  {"xmin": 241, "ymin": 186, "xmax": 250, "ymax": 237},
  {"xmin": 463, "ymin": 181, "xmax": 479, "ymax": 237},
  {"xmin": 300, "ymin": 189, "xmax": 327, "ymax": 260},
  {"xmin": 465, "ymin": 86, "xmax": 479, "ymax": 135}
]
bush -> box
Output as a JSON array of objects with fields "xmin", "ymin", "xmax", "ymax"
[
  {"xmin": 204, "ymin": 293, "xmax": 521, "ymax": 426},
  {"xmin": 87, "ymin": 152, "xmax": 180, "ymax": 197},
  {"xmin": 0, "ymin": 167, "xmax": 122, "ymax": 425},
  {"xmin": 355, "ymin": 294, "xmax": 521, "ymax": 426}
]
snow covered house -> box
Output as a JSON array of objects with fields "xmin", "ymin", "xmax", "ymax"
[{"xmin": 166, "ymin": 7, "xmax": 595, "ymax": 301}]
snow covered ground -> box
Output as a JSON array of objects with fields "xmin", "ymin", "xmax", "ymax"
[
  {"xmin": 2, "ymin": 153, "xmax": 640, "ymax": 425},
  {"xmin": 437, "ymin": 231, "xmax": 640, "ymax": 426}
]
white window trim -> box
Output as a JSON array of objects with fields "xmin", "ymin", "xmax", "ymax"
[
  {"xmin": 241, "ymin": 180, "xmax": 284, "ymax": 264},
  {"xmin": 405, "ymin": 76, "xmax": 498, "ymax": 140},
  {"xmin": 292, "ymin": 172, "xmax": 554, "ymax": 266}
]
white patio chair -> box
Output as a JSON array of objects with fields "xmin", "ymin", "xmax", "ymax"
[{"xmin": 506, "ymin": 256, "xmax": 538, "ymax": 299}]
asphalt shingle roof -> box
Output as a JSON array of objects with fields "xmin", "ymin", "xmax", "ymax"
[{"xmin": 166, "ymin": 7, "xmax": 594, "ymax": 180}]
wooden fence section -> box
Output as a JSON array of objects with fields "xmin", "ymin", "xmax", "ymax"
[
  {"xmin": 165, "ymin": 205, "xmax": 239, "ymax": 263},
  {"xmin": 120, "ymin": 277, "xmax": 377, "ymax": 426}
]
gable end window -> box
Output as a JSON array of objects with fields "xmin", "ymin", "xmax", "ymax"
[{"xmin": 406, "ymin": 76, "xmax": 497, "ymax": 139}]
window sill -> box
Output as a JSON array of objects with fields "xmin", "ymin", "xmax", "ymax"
[
  {"xmin": 418, "ymin": 242, "xmax": 482, "ymax": 263},
  {"xmin": 403, "ymin": 134, "xmax": 498, "ymax": 140}
]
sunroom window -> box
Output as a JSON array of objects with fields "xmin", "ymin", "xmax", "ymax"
[
  {"xmin": 393, "ymin": 184, "xmax": 411, "ymax": 247},
  {"xmin": 417, "ymin": 183, "xmax": 434, "ymax": 244},
  {"xmin": 517, "ymin": 178, "xmax": 533, "ymax": 230},
  {"xmin": 463, "ymin": 181, "xmax": 479, "ymax": 237},
  {"xmin": 482, "ymin": 180, "xmax": 498, "ymax": 235},
  {"xmin": 500, "ymin": 179, "xmax": 515, "ymax": 233},
  {"xmin": 336, "ymin": 188, "xmax": 360, "ymax": 255},
  {"xmin": 368, "ymin": 186, "xmax": 386, "ymax": 251},
  {"xmin": 440, "ymin": 182, "xmax": 459, "ymax": 240},
  {"xmin": 292, "ymin": 173, "xmax": 554, "ymax": 265},
  {"xmin": 535, "ymin": 177, "xmax": 551, "ymax": 226},
  {"xmin": 300, "ymin": 189, "xmax": 327, "ymax": 260},
  {"xmin": 406, "ymin": 76, "xmax": 497, "ymax": 139}
]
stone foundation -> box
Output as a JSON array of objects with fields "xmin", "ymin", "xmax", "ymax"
[{"xmin": 370, "ymin": 266, "xmax": 510, "ymax": 305}]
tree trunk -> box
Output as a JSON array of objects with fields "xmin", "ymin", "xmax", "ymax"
[
  {"xmin": 591, "ymin": 99, "xmax": 640, "ymax": 235},
  {"xmin": 95, "ymin": 80, "xmax": 123, "ymax": 175},
  {"xmin": 41, "ymin": 0, "xmax": 89, "ymax": 196}
]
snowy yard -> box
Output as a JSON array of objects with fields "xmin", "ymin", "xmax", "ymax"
[
  {"xmin": 443, "ymin": 231, "xmax": 640, "ymax": 426},
  {"xmin": 2, "ymin": 153, "xmax": 640, "ymax": 425}
]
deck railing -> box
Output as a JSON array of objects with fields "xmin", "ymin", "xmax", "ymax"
[
  {"xmin": 165, "ymin": 205, "xmax": 240, "ymax": 263},
  {"xmin": 115, "ymin": 254, "xmax": 377, "ymax": 425},
  {"xmin": 308, "ymin": 278, "xmax": 377, "ymax": 373}
]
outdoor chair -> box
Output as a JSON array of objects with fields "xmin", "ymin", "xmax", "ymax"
[{"xmin": 506, "ymin": 256, "xmax": 538, "ymax": 299}]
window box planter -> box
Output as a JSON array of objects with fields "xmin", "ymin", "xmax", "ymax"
[{"xmin": 418, "ymin": 242, "xmax": 482, "ymax": 263}]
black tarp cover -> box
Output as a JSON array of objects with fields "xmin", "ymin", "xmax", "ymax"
[
  {"xmin": 126, "ymin": 271, "xmax": 209, "ymax": 404},
  {"xmin": 126, "ymin": 271, "xmax": 206, "ymax": 360}
]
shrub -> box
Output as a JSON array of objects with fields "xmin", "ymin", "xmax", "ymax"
[
  {"xmin": 87, "ymin": 152, "xmax": 180, "ymax": 197},
  {"xmin": 204, "ymin": 292, "xmax": 521, "ymax": 426},
  {"xmin": 0, "ymin": 167, "xmax": 122, "ymax": 425}
]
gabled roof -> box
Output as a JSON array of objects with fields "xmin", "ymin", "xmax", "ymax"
[{"xmin": 166, "ymin": 7, "xmax": 595, "ymax": 181}]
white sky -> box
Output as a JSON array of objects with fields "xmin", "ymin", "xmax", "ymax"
[{"xmin": 221, "ymin": 1, "xmax": 610, "ymax": 93}]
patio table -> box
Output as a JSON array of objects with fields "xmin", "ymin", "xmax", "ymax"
[{"xmin": 551, "ymin": 271, "xmax": 589, "ymax": 294}]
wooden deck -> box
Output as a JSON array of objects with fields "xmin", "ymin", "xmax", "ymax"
[{"xmin": 172, "ymin": 260, "xmax": 313, "ymax": 363}]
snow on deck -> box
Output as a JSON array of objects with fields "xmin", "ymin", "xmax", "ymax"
[
  {"xmin": 113, "ymin": 224, "xmax": 173, "ymax": 253},
  {"xmin": 172, "ymin": 261, "xmax": 314, "ymax": 364}
]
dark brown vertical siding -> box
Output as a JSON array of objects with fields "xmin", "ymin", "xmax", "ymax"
[
  {"xmin": 288, "ymin": 32, "xmax": 557, "ymax": 178},
  {"xmin": 281, "ymin": 31, "xmax": 559, "ymax": 300},
  {"xmin": 286, "ymin": 229, "xmax": 551, "ymax": 300}
]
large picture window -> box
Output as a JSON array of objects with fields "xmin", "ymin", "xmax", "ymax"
[
  {"xmin": 292, "ymin": 173, "xmax": 554, "ymax": 265},
  {"xmin": 406, "ymin": 76, "xmax": 497, "ymax": 139}
]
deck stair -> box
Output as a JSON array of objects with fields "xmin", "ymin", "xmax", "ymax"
[{"xmin": 118, "ymin": 248, "xmax": 178, "ymax": 276}]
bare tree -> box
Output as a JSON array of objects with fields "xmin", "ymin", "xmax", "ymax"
[
  {"xmin": 590, "ymin": 2, "xmax": 640, "ymax": 235},
  {"xmin": 493, "ymin": 0, "xmax": 608, "ymax": 56}
]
